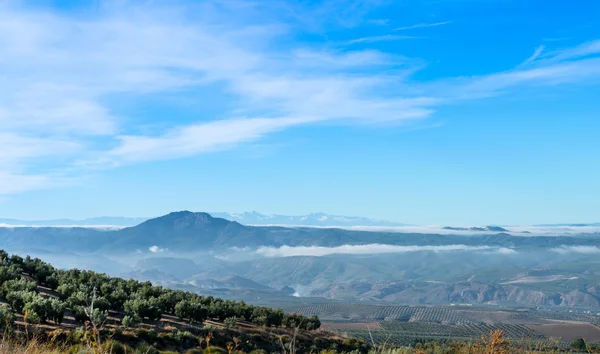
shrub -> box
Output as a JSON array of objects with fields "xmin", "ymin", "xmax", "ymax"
[
  {"xmin": 103, "ymin": 340, "xmax": 127, "ymax": 354},
  {"xmin": 184, "ymin": 350, "xmax": 203, "ymax": 354},
  {"xmin": 135, "ymin": 342, "xmax": 159, "ymax": 354},
  {"xmin": 24, "ymin": 309, "xmax": 41, "ymax": 324},
  {"xmin": 0, "ymin": 306, "xmax": 14, "ymax": 329},
  {"xmin": 122, "ymin": 314, "xmax": 141, "ymax": 328},
  {"xmin": 224, "ymin": 316, "xmax": 237, "ymax": 329},
  {"xmin": 203, "ymin": 347, "xmax": 227, "ymax": 354},
  {"xmin": 248, "ymin": 350, "xmax": 267, "ymax": 354},
  {"xmin": 570, "ymin": 338, "xmax": 587, "ymax": 352}
]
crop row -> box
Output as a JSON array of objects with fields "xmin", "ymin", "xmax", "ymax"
[
  {"xmin": 331, "ymin": 326, "xmax": 549, "ymax": 348},
  {"xmin": 379, "ymin": 322, "xmax": 544, "ymax": 339}
]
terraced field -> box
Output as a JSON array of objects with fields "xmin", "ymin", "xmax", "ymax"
[
  {"xmin": 286, "ymin": 303, "xmax": 600, "ymax": 324},
  {"xmin": 329, "ymin": 323, "xmax": 545, "ymax": 347}
]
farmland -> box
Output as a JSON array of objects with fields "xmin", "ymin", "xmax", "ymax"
[
  {"xmin": 285, "ymin": 302, "xmax": 600, "ymax": 346},
  {"xmin": 285, "ymin": 303, "xmax": 600, "ymax": 324}
]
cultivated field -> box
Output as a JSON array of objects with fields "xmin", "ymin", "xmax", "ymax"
[{"xmin": 285, "ymin": 302, "xmax": 600, "ymax": 346}]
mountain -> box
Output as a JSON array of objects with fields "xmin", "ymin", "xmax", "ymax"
[
  {"xmin": 0, "ymin": 211, "xmax": 403, "ymax": 228},
  {"xmin": 3, "ymin": 211, "xmax": 600, "ymax": 254},
  {"xmin": 4, "ymin": 211, "xmax": 600, "ymax": 308},
  {"xmin": 211, "ymin": 211, "xmax": 407, "ymax": 227},
  {"xmin": 190, "ymin": 275, "xmax": 270, "ymax": 290},
  {"xmin": 0, "ymin": 216, "xmax": 148, "ymax": 227}
]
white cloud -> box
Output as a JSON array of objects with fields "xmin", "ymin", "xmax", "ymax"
[
  {"xmin": 495, "ymin": 248, "xmax": 518, "ymax": 255},
  {"xmin": 518, "ymin": 45, "xmax": 545, "ymax": 67},
  {"xmin": 347, "ymin": 35, "xmax": 420, "ymax": 44},
  {"xmin": 1, "ymin": 2, "xmax": 600, "ymax": 194},
  {"xmin": 255, "ymin": 244, "xmax": 511, "ymax": 257},
  {"xmin": 108, "ymin": 116, "xmax": 320, "ymax": 164},
  {"xmin": 149, "ymin": 245, "xmax": 167, "ymax": 253},
  {"xmin": 552, "ymin": 246, "xmax": 600, "ymax": 254},
  {"xmin": 394, "ymin": 21, "xmax": 451, "ymax": 31}
]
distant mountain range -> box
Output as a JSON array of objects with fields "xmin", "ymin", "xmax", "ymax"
[
  {"xmin": 2, "ymin": 213, "xmax": 598, "ymax": 229},
  {"xmin": 1, "ymin": 211, "xmax": 598, "ymax": 255},
  {"xmin": 3, "ymin": 210, "xmax": 600, "ymax": 308},
  {"xmin": 0, "ymin": 216, "xmax": 148, "ymax": 227},
  {"xmin": 0, "ymin": 212, "xmax": 406, "ymax": 228},
  {"xmin": 205, "ymin": 211, "xmax": 408, "ymax": 227}
]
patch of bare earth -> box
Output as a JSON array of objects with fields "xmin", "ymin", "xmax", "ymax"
[{"xmin": 531, "ymin": 323, "xmax": 600, "ymax": 342}]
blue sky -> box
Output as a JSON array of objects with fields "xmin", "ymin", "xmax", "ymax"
[{"xmin": 0, "ymin": 0, "xmax": 599, "ymax": 225}]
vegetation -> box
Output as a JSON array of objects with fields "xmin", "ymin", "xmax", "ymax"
[
  {"xmin": 0, "ymin": 250, "xmax": 334, "ymax": 353},
  {"xmin": 0, "ymin": 250, "xmax": 320, "ymax": 330},
  {"xmin": 2, "ymin": 250, "xmax": 600, "ymax": 353}
]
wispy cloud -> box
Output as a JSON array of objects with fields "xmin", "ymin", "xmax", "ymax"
[
  {"xmin": 255, "ymin": 244, "xmax": 515, "ymax": 257},
  {"xmin": 108, "ymin": 117, "xmax": 320, "ymax": 164},
  {"xmin": 518, "ymin": 45, "xmax": 545, "ymax": 67},
  {"xmin": 394, "ymin": 21, "xmax": 451, "ymax": 31},
  {"xmin": 347, "ymin": 35, "xmax": 421, "ymax": 44},
  {"xmin": 367, "ymin": 19, "xmax": 390, "ymax": 26},
  {"xmin": 1, "ymin": 2, "xmax": 600, "ymax": 195},
  {"xmin": 542, "ymin": 37, "xmax": 574, "ymax": 43}
]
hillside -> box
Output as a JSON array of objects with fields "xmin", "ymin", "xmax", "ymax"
[{"xmin": 0, "ymin": 249, "xmax": 364, "ymax": 354}]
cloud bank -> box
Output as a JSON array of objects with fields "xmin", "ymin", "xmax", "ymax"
[
  {"xmin": 552, "ymin": 246, "xmax": 600, "ymax": 254},
  {"xmin": 255, "ymin": 244, "xmax": 516, "ymax": 257}
]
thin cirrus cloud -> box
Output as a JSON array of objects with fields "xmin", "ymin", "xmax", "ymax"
[
  {"xmin": 393, "ymin": 21, "xmax": 451, "ymax": 31},
  {"xmin": 255, "ymin": 244, "xmax": 517, "ymax": 257},
  {"xmin": 347, "ymin": 35, "xmax": 421, "ymax": 44},
  {"xmin": 1, "ymin": 2, "xmax": 600, "ymax": 194}
]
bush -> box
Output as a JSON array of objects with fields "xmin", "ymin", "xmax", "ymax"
[
  {"xmin": 571, "ymin": 338, "xmax": 587, "ymax": 352},
  {"xmin": 24, "ymin": 309, "xmax": 41, "ymax": 324},
  {"xmin": 135, "ymin": 342, "xmax": 159, "ymax": 354},
  {"xmin": 122, "ymin": 314, "xmax": 141, "ymax": 328},
  {"xmin": 248, "ymin": 350, "xmax": 267, "ymax": 354},
  {"xmin": 88, "ymin": 308, "xmax": 108, "ymax": 326},
  {"xmin": 224, "ymin": 316, "xmax": 237, "ymax": 329},
  {"xmin": 169, "ymin": 330, "xmax": 197, "ymax": 346},
  {"xmin": 0, "ymin": 306, "xmax": 14, "ymax": 329},
  {"xmin": 184, "ymin": 350, "xmax": 203, "ymax": 354},
  {"xmin": 203, "ymin": 347, "xmax": 227, "ymax": 354},
  {"xmin": 103, "ymin": 340, "xmax": 127, "ymax": 354}
]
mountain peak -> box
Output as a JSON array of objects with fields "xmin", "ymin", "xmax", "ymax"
[{"xmin": 135, "ymin": 211, "xmax": 220, "ymax": 230}]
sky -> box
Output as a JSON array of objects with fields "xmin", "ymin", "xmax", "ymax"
[{"xmin": 0, "ymin": 0, "xmax": 599, "ymax": 226}]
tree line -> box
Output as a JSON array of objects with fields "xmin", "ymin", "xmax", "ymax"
[{"xmin": 0, "ymin": 250, "xmax": 320, "ymax": 330}]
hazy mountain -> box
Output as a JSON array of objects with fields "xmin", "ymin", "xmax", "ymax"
[
  {"xmin": 3, "ymin": 211, "xmax": 600, "ymax": 254},
  {"xmin": 0, "ymin": 216, "xmax": 148, "ymax": 227},
  {"xmin": 211, "ymin": 211, "xmax": 406, "ymax": 227},
  {"xmin": 4, "ymin": 210, "xmax": 600, "ymax": 307},
  {"xmin": 0, "ymin": 211, "xmax": 404, "ymax": 228}
]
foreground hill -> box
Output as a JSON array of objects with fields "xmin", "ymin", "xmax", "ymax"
[
  {"xmin": 3, "ymin": 250, "xmax": 600, "ymax": 354},
  {"xmin": 0, "ymin": 250, "xmax": 368, "ymax": 354}
]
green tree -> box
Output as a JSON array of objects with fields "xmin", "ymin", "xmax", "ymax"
[{"xmin": 570, "ymin": 338, "xmax": 587, "ymax": 352}]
